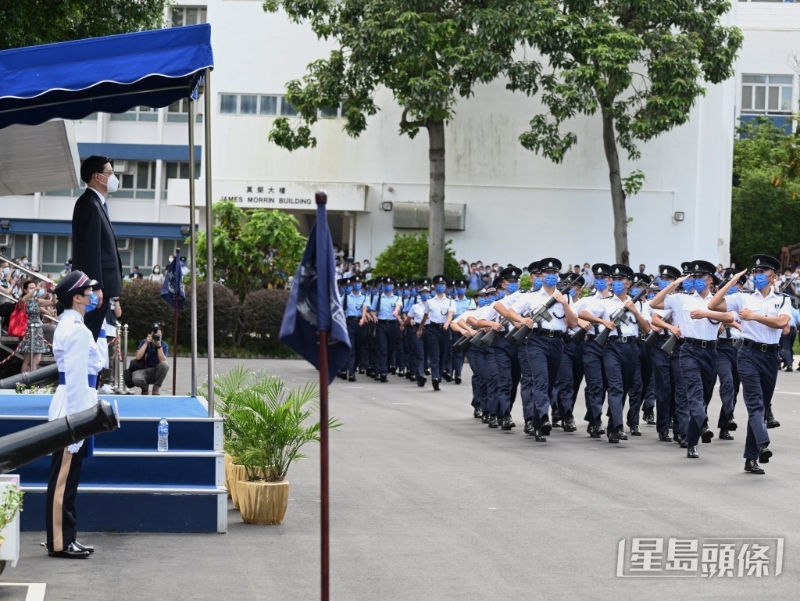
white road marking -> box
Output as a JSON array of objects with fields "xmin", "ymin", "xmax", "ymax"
[{"xmin": 0, "ymin": 583, "xmax": 47, "ymax": 601}]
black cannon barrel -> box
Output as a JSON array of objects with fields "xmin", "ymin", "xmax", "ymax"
[
  {"xmin": 0, "ymin": 364, "xmax": 59, "ymax": 390},
  {"xmin": 0, "ymin": 400, "xmax": 119, "ymax": 474}
]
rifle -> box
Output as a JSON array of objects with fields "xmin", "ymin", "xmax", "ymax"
[
  {"xmin": 482, "ymin": 318, "xmax": 510, "ymax": 347},
  {"xmin": 470, "ymin": 328, "xmax": 490, "ymax": 348},
  {"xmin": 453, "ymin": 331, "xmax": 476, "ymax": 352},
  {"xmin": 644, "ymin": 314, "xmax": 672, "ymax": 348},
  {"xmin": 594, "ymin": 286, "xmax": 656, "ymax": 348},
  {"xmin": 507, "ymin": 274, "xmax": 579, "ymax": 344}
]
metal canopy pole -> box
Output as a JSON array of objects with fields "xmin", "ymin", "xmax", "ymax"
[
  {"xmin": 204, "ymin": 68, "xmax": 215, "ymax": 417},
  {"xmin": 188, "ymin": 97, "xmax": 198, "ymax": 397}
]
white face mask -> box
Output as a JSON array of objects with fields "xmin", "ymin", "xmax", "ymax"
[
  {"xmin": 154, "ymin": 268, "xmax": 160, "ymax": 274},
  {"xmin": 100, "ymin": 172, "xmax": 119, "ymax": 194}
]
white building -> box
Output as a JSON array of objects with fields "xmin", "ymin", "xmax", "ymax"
[{"xmin": 0, "ymin": 1, "xmax": 793, "ymax": 277}]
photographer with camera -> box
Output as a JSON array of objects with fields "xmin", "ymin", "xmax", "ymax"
[{"xmin": 131, "ymin": 324, "xmax": 169, "ymax": 395}]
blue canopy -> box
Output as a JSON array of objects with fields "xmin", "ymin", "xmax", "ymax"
[{"xmin": 0, "ymin": 24, "xmax": 213, "ymax": 129}]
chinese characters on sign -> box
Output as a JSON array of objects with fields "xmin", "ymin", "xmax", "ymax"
[
  {"xmin": 221, "ymin": 184, "xmax": 312, "ymax": 207},
  {"xmin": 617, "ymin": 538, "xmax": 784, "ymax": 578}
]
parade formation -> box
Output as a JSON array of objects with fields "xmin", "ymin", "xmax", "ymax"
[{"xmin": 337, "ymin": 254, "xmax": 792, "ymax": 475}]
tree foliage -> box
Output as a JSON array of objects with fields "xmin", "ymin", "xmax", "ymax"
[
  {"xmin": 508, "ymin": 0, "xmax": 742, "ymax": 264},
  {"xmin": 192, "ymin": 201, "xmax": 306, "ymax": 302},
  {"xmin": 263, "ymin": 0, "xmax": 524, "ymax": 276},
  {"xmin": 0, "ymin": 0, "xmax": 168, "ymax": 50},
  {"xmin": 373, "ymin": 231, "xmax": 462, "ymax": 281},
  {"xmin": 731, "ymin": 117, "xmax": 800, "ymax": 266}
]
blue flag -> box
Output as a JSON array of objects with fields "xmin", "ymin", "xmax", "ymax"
[
  {"xmin": 161, "ymin": 249, "xmax": 186, "ymax": 311},
  {"xmin": 280, "ymin": 201, "xmax": 350, "ymax": 384}
]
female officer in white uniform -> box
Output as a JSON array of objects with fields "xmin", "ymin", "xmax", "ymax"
[{"xmin": 45, "ymin": 271, "xmax": 104, "ymax": 559}]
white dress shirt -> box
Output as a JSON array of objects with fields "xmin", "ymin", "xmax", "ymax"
[
  {"xmin": 664, "ymin": 292, "xmax": 718, "ymax": 341},
  {"xmin": 724, "ymin": 290, "xmax": 792, "ymax": 344},
  {"xmin": 510, "ymin": 289, "xmax": 569, "ymax": 332},
  {"xmin": 424, "ymin": 295, "xmax": 454, "ymax": 324}
]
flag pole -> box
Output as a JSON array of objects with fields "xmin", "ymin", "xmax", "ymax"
[
  {"xmin": 172, "ymin": 248, "xmax": 180, "ymax": 396},
  {"xmin": 315, "ymin": 190, "xmax": 330, "ymax": 601}
]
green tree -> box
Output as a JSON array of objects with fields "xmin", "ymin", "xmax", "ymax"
[
  {"xmin": 0, "ymin": 0, "xmax": 168, "ymax": 50},
  {"xmin": 373, "ymin": 232, "xmax": 462, "ymax": 282},
  {"xmin": 508, "ymin": 0, "xmax": 742, "ymax": 264},
  {"xmin": 263, "ymin": 0, "xmax": 523, "ymax": 276},
  {"xmin": 192, "ymin": 201, "xmax": 306, "ymax": 302},
  {"xmin": 731, "ymin": 117, "xmax": 800, "ymax": 266}
]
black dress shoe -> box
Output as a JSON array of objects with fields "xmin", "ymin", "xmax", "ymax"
[
  {"xmin": 552, "ymin": 411, "xmax": 562, "ymax": 427},
  {"xmin": 701, "ymin": 427, "xmax": 714, "ymax": 444},
  {"xmin": 643, "ymin": 410, "xmax": 655, "ymax": 425},
  {"xmin": 501, "ymin": 416, "xmax": 513, "ymax": 431},
  {"xmin": 417, "ymin": 376, "xmax": 427, "ymax": 387},
  {"xmin": 687, "ymin": 445, "xmax": 699, "ymax": 459},
  {"xmin": 630, "ymin": 425, "xmax": 641, "ymax": 436},
  {"xmin": 607, "ymin": 430, "xmax": 620, "ymax": 444},
  {"xmin": 48, "ymin": 542, "xmax": 90, "ymax": 559},
  {"xmin": 73, "ymin": 541, "xmax": 94, "ymax": 554},
  {"xmin": 616, "ymin": 428, "xmax": 628, "ymax": 441},
  {"xmin": 727, "ymin": 419, "xmax": 738, "ymax": 431},
  {"xmin": 488, "ymin": 415, "xmax": 499, "ymax": 428},
  {"xmin": 563, "ymin": 418, "xmax": 577, "ymax": 432},
  {"xmin": 766, "ymin": 414, "xmax": 781, "ymax": 429},
  {"xmin": 348, "ymin": 375, "xmax": 356, "ymax": 382},
  {"xmin": 597, "ymin": 425, "xmax": 606, "ymax": 435},
  {"xmin": 481, "ymin": 412, "xmax": 490, "ymax": 424},
  {"xmin": 380, "ymin": 374, "xmax": 387, "ymax": 383},
  {"xmin": 677, "ymin": 434, "xmax": 688, "ymax": 448},
  {"xmin": 398, "ymin": 367, "xmax": 405, "ymax": 376},
  {"xmin": 358, "ymin": 368, "xmax": 366, "ymax": 375},
  {"xmin": 533, "ymin": 429, "xmax": 547, "ymax": 442},
  {"xmin": 432, "ymin": 379, "xmax": 440, "ymax": 391},
  {"xmin": 658, "ymin": 432, "xmax": 673, "ymax": 442},
  {"xmin": 587, "ymin": 424, "xmax": 601, "ymax": 439},
  {"xmin": 473, "ymin": 408, "xmax": 483, "ymax": 419},
  {"xmin": 454, "ymin": 376, "xmax": 462, "ymax": 385},
  {"xmin": 524, "ymin": 420, "xmax": 533, "ymax": 435},
  {"xmin": 373, "ymin": 374, "xmax": 381, "ymax": 381},
  {"xmin": 442, "ymin": 372, "xmax": 452, "ymax": 382},
  {"xmin": 424, "ymin": 368, "xmax": 431, "ymax": 376},
  {"xmin": 338, "ymin": 371, "xmax": 347, "ymax": 380},
  {"xmin": 672, "ymin": 433, "xmax": 681, "ymax": 443},
  {"xmin": 758, "ymin": 446, "xmax": 772, "ymax": 464},
  {"xmin": 744, "ymin": 459, "xmax": 765, "ymax": 475},
  {"xmin": 509, "ymin": 419, "xmax": 516, "ymax": 428},
  {"xmin": 389, "ymin": 366, "xmax": 397, "ymax": 375},
  {"xmin": 719, "ymin": 429, "xmax": 734, "ymax": 440},
  {"xmin": 540, "ymin": 417, "xmax": 552, "ymax": 436}
]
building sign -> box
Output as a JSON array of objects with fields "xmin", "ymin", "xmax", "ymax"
[{"xmin": 167, "ymin": 179, "xmax": 367, "ymax": 212}]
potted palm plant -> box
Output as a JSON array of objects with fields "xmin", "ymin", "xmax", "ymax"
[
  {"xmin": 224, "ymin": 375, "xmax": 339, "ymax": 525},
  {"xmin": 0, "ymin": 483, "xmax": 23, "ymax": 548}
]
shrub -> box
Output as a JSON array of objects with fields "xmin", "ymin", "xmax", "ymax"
[
  {"xmin": 118, "ymin": 280, "xmax": 175, "ymax": 344},
  {"xmin": 240, "ymin": 289, "xmax": 291, "ymax": 352},
  {"xmin": 373, "ymin": 232, "xmax": 462, "ymax": 281},
  {"xmin": 178, "ymin": 283, "xmax": 241, "ymax": 349}
]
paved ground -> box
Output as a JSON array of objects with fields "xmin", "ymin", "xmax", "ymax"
[{"xmin": 3, "ymin": 357, "xmax": 800, "ymax": 600}]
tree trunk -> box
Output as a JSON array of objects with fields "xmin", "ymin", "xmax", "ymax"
[
  {"xmin": 426, "ymin": 120, "xmax": 446, "ymax": 277},
  {"xmin": 601, "ymin": 107, "xmax": 630, "ymax": 265}
]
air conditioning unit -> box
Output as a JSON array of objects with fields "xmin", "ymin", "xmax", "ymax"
[
  {"xmin": 113, "ymin": 160, "xmax": 129, "ymax": 173},
  {"xmin": 0, "ymin": 234, "xmax": 11, "ymax": 247},
  {"xmin": 117, "ymin": 238, "xmax": 130, "ymax": 251}
]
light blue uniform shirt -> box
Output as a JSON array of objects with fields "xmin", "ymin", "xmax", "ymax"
[
  {"xmin": 370, "ymin": 293, "xmax": 401, "ymax": 320},
  {"xmin": 452, "ymin": 296, "xmax": 476, "ymax": 317},
  {"xmin": 343, "ymin": 292, "xmax": 368, "ymax": 317}
]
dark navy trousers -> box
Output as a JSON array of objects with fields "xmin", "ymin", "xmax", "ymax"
[
  {"xmin": 467, "ymin": 347, "xmax": 482, "ymax": 409},
  {"xmin": 582, "ymin": 340, "xmax": 607, "ymax": 427},
  {"xmin": 450, "ymin": 330, "xmax": 466, "ymax": 377},
  {"xmin": 671, "ymin": 342, "xmax": 689, "ymax": 437},
  {"xmin": 410, "ymin": 329, "xmax": 426, "ymax": 378},
  {"xmin": 557, "ymin": 339, "xmax": 584, "ymax": 420},
  {"xmin": 716, "ymin": 340, "xmax": 740, "ymax": 428},
  {"xmin": 737, "ymin": 344, "xmax": 778, "ymax": 459},
  {"xmin": 525, "ymin": 334, "xmax": 564, "ymax": 429},
  {"xmin": 650, "ymin": 343, "xmax": 674, "ymax": 435},
  {"xmin": 518, "ymin": 337, "xmax": 535, "ymax": 422},
  {"xmin": 493, "ymin": 337, "xmax": 521, "ymax": 417},
  {"xmin": 603, "ymin": 340, "xmax": 638, "ymax": 432},
  {"xmin": 424, "ymin": 324, "xmax": 447, "ymax": 381},
  {"xmin": 346, "ymin": 318, "xmax": 366, "ymax": 376},
  {"xmin": 375, "ymin": 321, "xmax": 399, "ymax": 376},
  {"xmin": 679, "ymin": 343, "xmax": 717, "ymax": 446}
]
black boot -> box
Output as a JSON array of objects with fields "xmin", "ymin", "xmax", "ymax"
[
  {"xmin": 687, "ymin": 445, "xmax": 699, "ymax": 459},
  {"xmin": 744, "ymin": 459, "xmax": 765, "ymax": 475},
  {"xmin": 719, "ymin": 429, "xmax": 734, "ymax": 440},
  {"xmin": 488, "ymin": 415, "xmax": 499, "ymax": 428}
]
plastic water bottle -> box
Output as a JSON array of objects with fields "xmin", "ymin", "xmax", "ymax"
[{"xmin": 157, "ymin": 417, "xmax": 169, "ymax": 452}]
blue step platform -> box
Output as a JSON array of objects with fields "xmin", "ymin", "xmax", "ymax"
[{"xmin": 0, "ymin": 393, "xmax": 226, "ymax": 533}]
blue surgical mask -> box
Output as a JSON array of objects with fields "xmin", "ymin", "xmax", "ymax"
[
  {"xmin": 456, "ymin": 287, "xmax": 466, "ymax": 296},
  {"xmin": 693, "ymin": 278, "xmax": 707, "ymax": 293},
  {"xmin": 353, "ymin": 284, "xmax": 362, "ymax": 292},
  {"xmin": 477, "ymin": 297, "xmax": 488, "ymax": 307},
  {"xmin": 726, "ymin": 285, "xmax": 738, "ymax": 296},
  {"xmin": 682, "ymin": 279, "xmax": 695, "ymax": 292},
  {"xmin": 384, "ymin": 286, "xmax": 393, "ymax": 294},
  {"xmin": 345, "ymin": 285, "xmax": 353, "ymax": 294},
  {"xmin": 753, "ymin": 273, "xmax": 770, "ymax": 291},
  {"xmin": 658, "ymin": 278, "xmax": 670, "ymax": 290},
  {"xmin": 403, "ymin": 289, "xmax": 410, "ymax": 297},
  {"xmin": 533, "ymin": 276, "xmax": 543, "ymax": 291},
  {"xmin": 420, "ymin": 293, "xmax": 430, "ymax": 302},
  {"xmin": 611, "ymin": 281, "xmax": 626, "ymax": 296},
  {"xmin": 496, "ymin": 290, "xmax": 506, "ymax": 299},
  {"xmin": 630, "ymin": 287, "xmax": 642, "ymax": 298},
  {"xmin": 569, "ymin": 289, "xmax": 577, "ymax": 298},
  {"xmin": 594, "ymin": 279, "xmax": 608, "ymax": 292},
  {"xmin": 85, "ymin": 291, "xmax": 99, "ymax": 313},
  {"xmin": 646, "ymin": 292, "xmax": 656, "ymax": 301},
  {"xmin": 435, "ymin": 285, "xmax": 446, "ymax": 294},
  {"xmin": 543, "ymin": 274, "xmax": 559, "ymax": 288},
  {"xmin": 506, "ymin": 282, "xmax": 520, "ymax": 294},
  {"xmin": 410, "ymin": 288, "xmax": 417, "ymax": 295}
]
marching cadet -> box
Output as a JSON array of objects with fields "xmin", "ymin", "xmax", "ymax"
[
  {"xmin": 505, "ymin": 258, "xmax": 577, "ymax": 441},
  {"xmin": 343, "ymin": 275, "xmax": 368, "ymax": 382},
  {"xmin": 449, "ymin": 290, "xmax": 485, "ymax": 416},
  {"xmin": 404, "ymin": 283, "xmax": 431, "ymax": 386},
  {"xmin": 634, "ymin": 275, "xmax": 658, "ymax": 426},
  {"xmin": 708, "ymin": 255, "xmax": 791, "ymax": 475},
  {"xmin": 417, "ymin": 275, "xmax": 454, "ymax": 391},
  {"xmin": 467, "ymin": 286, "xmax": 504, "ymax": 426},
  {"xmin": 400, "ymin": 281, "xmax": 418, "ymax": 381},
  {"xmin": 580, "ymin": 264, "xmax": 650, "ymax": 443},
  {"xmin": 362, "ymin": 278, "xmax": 379, "ymax": 379},
  {"xmin": 578, "ymin": 263, "xmax": 613, "ymax": 438},
  {"xmin": 623, "ymin": 272, "xmax": 653, "ymax": 436},
  {"xmin": 395, "ymin": 281, "xmax": 411, "ymax": 377},
  {"xmin": 514, "ymin": 262, "xmax": 540, "ymax": 432},
  {"xmin": 555, "ymin": 275, "xmax": 587, "ymax": 432},
  {"xmin": 362, "ymin": 276, "xmax": 402, "ymax": 382},
  {"xmin": 449, "ymin": 278, "xmax": 476, "ymax": 384},
  {"xmin": 487, "ymin": 267, "xmax": 524, "ymax": 422},
  {"xmin": 650, "ymin": 260, "xmax": 734, "ymax": 459},
  {"xmin": 337, "ymin": 278, "xmax": 351, "ymax": 380},
  {"xmin": 715, "ymin": 268, "xmax": 746, "ymax": 440},
  {"xmin": 45, "ymin": 270, "xmax": 104, "ymax": 559}
]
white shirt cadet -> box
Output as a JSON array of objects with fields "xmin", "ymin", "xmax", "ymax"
[
  {"xmin": 664, "ymin": 291, "xmax": 718, "ymax": 341},
  {"xmin": 725, "ymin": 290, "xmax": 792, "ymax": 345},
  {"xmin": 424, "ymin": 295, "xmax": 454, "ymax": 324},
  {"xmin": 409, "ymin": 300, "xmax": 427, "ymax": 323},
  {"xmin": 511, "ymin": 288, "xmax": 569, "ymax": 332},
  {"xmin": 597, "ymin": 296, "xmax": 651, "ymax": 338}
]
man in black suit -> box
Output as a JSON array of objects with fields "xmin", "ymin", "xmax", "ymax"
[{"xmin": 71, "ymin": 156, "xmax": 123, "ymax": 340}]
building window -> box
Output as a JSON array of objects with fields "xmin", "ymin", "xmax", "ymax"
[
  {"xmin": 117, "ymin": 238, "xmax": 153, "ymax": 276},
  {"xmin": 260, "ymin": 95, "xmax": 278, "ymax": 115},
  {"xmin": 220, "ymin": 94, "xmax": 238, "ymax": 114},
  {"xmin": 241, "ymin": 95, "xmax": 258, "ymax": 115},
  {"xmin": 113, "ymin": 161, "xmax": 156, "ymax": 199},
  {"xmin": 109, "ymin": 106, "xmax": 158, "ymax": 122},
  {"xmin": 318, "ymin": 102, "xmax": 345, "ymax": 118},
  {"xmin": 741, "ymin": 75, "xmax": 793, "ymax": 115},
  {"xmin": 40, "ymin": 235, "xmax": 71, "ymax": 276},
  {"xmin": 167, "ymin": 98, "xmax": 203, "ymax": 123},
  {"xmin": 171, "ymin": 6, "xmax": 207, "ymax": 27},
  {"xmin": 163, "ymin": 161, "xmax": 201, "ymax": 199},
  {"xmin": 280, "ymin": 97, "xmax": 298, "ymax": 116},
  {"xmin": 219, "ymin": 94, "xmax": 321, "ymax": 118}
]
